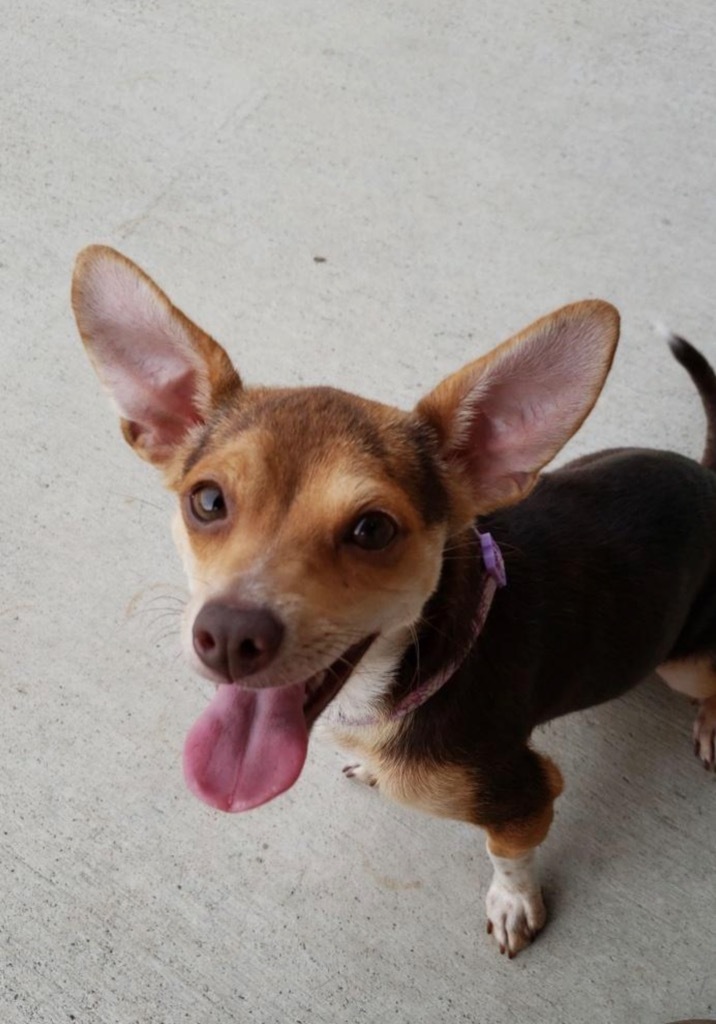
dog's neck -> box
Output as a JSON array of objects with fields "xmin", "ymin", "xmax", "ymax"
[{"xmin": 327, "ymin": 528, "xmax": 506, "ymax": 728}]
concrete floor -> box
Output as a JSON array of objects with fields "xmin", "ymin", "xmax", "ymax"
[{"xmin": 2, "ymin": 1, "xmax": 716, "ymax": 1021}]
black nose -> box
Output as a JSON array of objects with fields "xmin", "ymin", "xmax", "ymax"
[{"xmin": 192, "ymin": 603, "xmax": 285, "ymax": 681}]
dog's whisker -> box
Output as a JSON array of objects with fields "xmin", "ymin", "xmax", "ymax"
[
  {"xmin": 131, "ymin": 617, "xmax": 183, "ymax": 635},
  {"xmin": 142, "ymin": 605, "xmax": 184, "ymax": 617},
  {"xmin": 140, "ymin": 606, "xmax": 184, "ymax": 619},
  {"xmin": 127, "ymin": 597, "xmax": 187, "ymax": 624},
  {"xmin": 413, "ymin": 616, "xmax": 455, "ymax": 645},
  {"xmin": 408, "ymin": 623, "xmax": 421, "ymax": 683},
  {"xmin": 142, "ymin": 594, "xmax": 187, "ymax": 607},
  {"xmin": 151, "ymin": 626, "xmax": 182, "ymax": 645}
]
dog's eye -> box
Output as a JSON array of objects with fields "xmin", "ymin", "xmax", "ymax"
[
  {"xmin": 346, "ymin": 512, "xmax": 398, "ymax": 551},
  {"xmin": 189, "ymin": 484, "xmax": 227, "ymax": 523}
]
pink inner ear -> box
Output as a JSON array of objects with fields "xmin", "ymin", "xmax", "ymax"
[
  {"xmin": 457, "ymin": 357, "xmax": 559, "ymax": 478},
  {"xmin": 451, "ymin": 306, "xmax": 616, "ymax": 491},
  {"xmin": 455, "ymin": 406, "xmax": 538, "ymax": 495},
  {"xmin": 103, "ymin": 340, "xmax": 202, "ymax": 421},
  {"xmin": 79, "ymin": 255, "xmax": 210, "ymax": 455},
  {"xmin": 117, "ymin": 367, "xmax": 204, "ymax": 448},
  {"xmin": 93, "ymin": 318, "xmax": 207, "ymax": 454}
]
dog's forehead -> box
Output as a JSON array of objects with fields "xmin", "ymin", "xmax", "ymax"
[
  {"xmin": 179, "ymin": 386, "xmax": 449, "ymax": 524},
  {"xmin": 226, "ymin": 386, "xmax": 391, "ymax": 454}
]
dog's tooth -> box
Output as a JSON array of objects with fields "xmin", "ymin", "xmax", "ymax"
[{"xmin": 304, "ymin": 670, "xmax": 326, "ymax": 699}]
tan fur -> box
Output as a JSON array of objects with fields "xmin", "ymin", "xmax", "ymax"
[
  {"xmin": 486, "ymin": 756, "xmax": 563, "ymax": 858},
  {"xmin": 329, "ymin": 722, "xmax": 480, "ymax": 820},
  {"xmin": 658, "ymin": 656, "xmax": 716, "ymax": 699},
  {"xmin": 380, "ymin": 760, "xmax": 480, "ymax": 822},
  {"xmin": 175, "ymin": 434, "xmax": 446, "ymax": 597},
  {"xmin": 169, "ymin": 420, "xmax": 447, "ymax": 689},
  {"xmin": 486, "ymin": 805, "xmax": 556, "ymax": 860}
]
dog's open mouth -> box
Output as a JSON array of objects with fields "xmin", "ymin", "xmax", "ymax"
[
  {"xmin": 183, "ymin": 636, "xmax": 375, "ymax": 813},
  {"xmin": 301, "ymin": 635, "xmax": 375, "ymax": 726}
]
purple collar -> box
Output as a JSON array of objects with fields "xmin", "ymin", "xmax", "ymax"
[{"xmin": 337, "ymin": 529, "xmax": 506, "ymax": 728}]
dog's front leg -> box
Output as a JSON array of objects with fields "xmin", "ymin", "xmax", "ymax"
[
  {"xmin": 342, "ymin": 761, "xmax": 379, "ymax": 786},
  {"xmin": 484, "ymin": 841, "xmax": 546, "ymax": 958},
  {"xmin": 479, "ymin": 750, "xmax": 563, "ymax": 957}
]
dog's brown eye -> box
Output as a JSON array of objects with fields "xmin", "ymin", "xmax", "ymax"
[
  {"xmin": 346, "ymin": 512, "xmax": 398, "ymax": 551},
  {"xmin": 189, "ymin": 484, "xmax": 227, "ymax": 523}
]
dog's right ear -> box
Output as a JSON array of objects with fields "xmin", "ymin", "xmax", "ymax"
[{"xmin": 71, "ymin": 246, "xmax": 241, "ymax": 466}]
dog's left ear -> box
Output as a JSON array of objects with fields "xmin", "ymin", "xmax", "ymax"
[
  {"xmin": 72, "ymin": 245, "xmax": 241, "ymax": 467},
  {"xmin": 416, "ymin": 300, "xmax": 620, "ymax": 512}
]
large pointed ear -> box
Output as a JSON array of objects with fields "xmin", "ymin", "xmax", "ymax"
[
  {"xmin": 416, "ymin": 300, "xmax": 620, "ymax": 512},
  {"xmin": 71, "ymin": 246, "xmax": 241, "ymax": 466}
]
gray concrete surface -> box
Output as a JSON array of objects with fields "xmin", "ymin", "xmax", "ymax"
[{"xmin": 2, "ymin": 1, "xmax": 716, "ymax": 1021}]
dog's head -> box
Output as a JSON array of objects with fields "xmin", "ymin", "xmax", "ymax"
[{"xmin": 72, "ymin": 246, "xmax": 619, "ymax": 811}]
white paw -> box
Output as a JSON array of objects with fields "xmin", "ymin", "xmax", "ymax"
[
  {"xmin": 693, "ymin": 699, "xmax": 716, "ymax": 770},
  {"xmin": 342, "ymin": 762, "xmax": 378, "ymax": 787},
  {"xmin": 485, "ymin": 879, "xmax": 546, "ymax": 958}
]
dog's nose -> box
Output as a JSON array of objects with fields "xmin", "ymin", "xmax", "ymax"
[{"xmin": 192, "ymin": 603, "xmax": 285, "ymax": 681}]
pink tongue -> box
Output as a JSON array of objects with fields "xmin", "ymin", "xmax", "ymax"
[{"xmin": 183, "ymin": 682, "xmax": 308, "ymax": 812}]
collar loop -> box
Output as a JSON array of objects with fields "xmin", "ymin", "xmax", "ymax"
[{"xmin": 336, "ymin": 528, "xmax": 506, "ymax": 728}]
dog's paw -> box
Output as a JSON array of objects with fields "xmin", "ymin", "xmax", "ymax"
[
  {"xmin": 693, "ymin": 696, "xmax": 716, "ymax": 770},
  {"xmin": 342, "ymin": 763, "xmax": 378, "ymax": 787},
  {"xmin": 485, "ymin": 879, "xmax": 546, "ymax": 958}
]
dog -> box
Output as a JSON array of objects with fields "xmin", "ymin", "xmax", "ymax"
[{"xmin": 71, "ymin": 246, "xmax": 716, "ymax": 957}]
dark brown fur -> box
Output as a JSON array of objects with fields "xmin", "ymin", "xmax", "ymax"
[{"xmin": 341, "ymin": 354, "xmax": 716, "ymax": 845}]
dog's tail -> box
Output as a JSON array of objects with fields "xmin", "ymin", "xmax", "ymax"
[{"xmin": 665, "ymin": 329, "xmax": 716, "ymax": 471}]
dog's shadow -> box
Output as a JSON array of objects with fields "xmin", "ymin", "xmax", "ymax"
[{"xmin": 534, "ymin": 675, "xmax": 709, "ymax": 916}]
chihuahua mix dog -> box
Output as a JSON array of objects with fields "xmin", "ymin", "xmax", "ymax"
[{"xmin": 72, "ymin": 246, "xmax": 716, "ymax": 957}]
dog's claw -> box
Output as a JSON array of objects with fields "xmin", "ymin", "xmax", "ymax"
[
  {"xmin": 693, "ymin": 696, "xmax": 716, "ymax": 771},
  {"xmin": 485, "ymin": 882, "xmax": 546, "ymax": 959},
  {"xmin": 342, "ymin": 762, "xmax": 378, "ymax": 787}
]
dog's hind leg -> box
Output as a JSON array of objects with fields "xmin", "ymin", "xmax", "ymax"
[{"xmin": 658, "ymin": 656, "xmax": 716, "ymax": 769}]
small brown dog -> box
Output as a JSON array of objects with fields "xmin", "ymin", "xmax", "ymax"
[{"xmin": 72, "ymin": 246, "xmax": 716, "ymax": 957}]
